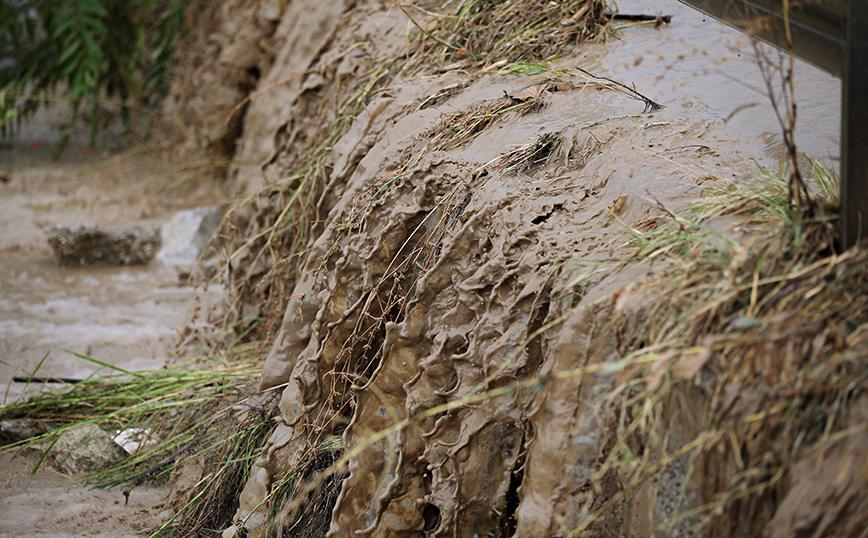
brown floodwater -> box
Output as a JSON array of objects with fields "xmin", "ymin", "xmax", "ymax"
[
  {"xmin": 0, "ymin": 259, "xmax": 210, "ymax": 402},
  {"xmin": 0, "ymin": 106, "xmax": 226, "ymax": 405},
  {"xmin": 583, "ymin": 0, "xmax": 840, "ymax": 166}
]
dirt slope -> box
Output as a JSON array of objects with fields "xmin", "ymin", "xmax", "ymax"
[
  {"xmin": 1, "ymin": 1, "xmax": 848, "ymax": 537},
  {"xmin": 206, "ymin": 1, "xmax": 845, "ymax": 537}
]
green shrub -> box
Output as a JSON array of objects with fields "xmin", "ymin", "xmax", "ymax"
[{"xmin": 0, "ymin": 0, "xmax": 187, "ymax": 155}]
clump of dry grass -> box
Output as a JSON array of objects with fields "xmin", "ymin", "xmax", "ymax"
[
  {"xmin": 569, "ymin": 162, "xmax": 868, "ymax": 536},
  {"xmin": 395, "ymin": 0, "xmax": 610, "ymax": 75},
  {"xmin": 0, "ymin": 350, "xmax": 278, "ymax": 537}
]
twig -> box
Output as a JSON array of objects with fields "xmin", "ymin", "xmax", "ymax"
[
  {"xmin": 11, "ymin": 376, "xmax": 87, "ymax": 384},
  {"xmin": 74, "ymin": 145, "xmax": 148, "ymax": 177},
  {"xmin": 611, "ymin": 13, "xmax": 672, "ymax": 24},
  {"xmin": 580, "ymin": 114, "xmax": 645, "ymax": 129},
  {"xmin": 172, "ymin": 160, "xmax": 259, "ymax": 172},
  {"xmin": 749, "ymin": 6, "xmax": 814, "ymax": 214},
  {"xmin": 575, "ymin": 67, "xmax": 663, "ymax": 113},
  {"xmin": 224, "ymin": 70, "xmax": 313, "ymax": 127}
]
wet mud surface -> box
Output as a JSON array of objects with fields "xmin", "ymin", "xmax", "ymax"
[
  {"xmin": 223, "ymin": 1, "xmax": 841, "ymax": 537},
  {"xmin": 579, "ymin": 0, "xmax": 839, "ymax": 162},
  {"xmin": 0, "ymin": 455, "xmax": 168, "ymax": 538}
]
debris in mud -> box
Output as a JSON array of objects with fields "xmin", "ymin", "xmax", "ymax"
[
  {"xmin": 220, "ymin": 24, "xmax": 681, "ymax": 538},
  {"xmin": 575, "ymin": 67, "xmax": 663, "ymax": 113},
  {"xmin": 44, "ymin": 223, "xmax": 161, "ymax": 265},
  {"xmin": 504, "ymin": 79, "xmax": 573, "ymax": 102},
  {"xmin": 611, "ymin": 12, "xmax": 673, "ymax": 26}
]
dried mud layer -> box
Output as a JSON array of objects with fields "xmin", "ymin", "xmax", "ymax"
[
  {"xmin": 0, "ymin": 107, "xmax": 228, "ymax": 536},
  {"xmin": 220, "ymin": 2, "xmax": 842, "ymax": 538}
]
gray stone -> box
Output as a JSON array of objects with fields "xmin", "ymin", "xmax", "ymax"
[
  {"xmin": 45, "ymin": 223, "xmax": 161, "ymax": 265},
  {"xmin": 0, "ymin": 419, "xmax": 49, "ymax": 442},
  {"xmin": 31, "ymin": 423, "xmax": 126, "ymax": 475},
  {"xmin": 156, "ymin": 206, "xmax": 222, "ymax": 270}
]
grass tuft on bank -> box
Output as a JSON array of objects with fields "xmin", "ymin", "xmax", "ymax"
[
  {"xmin": 568, "ymin": 160, "xmax": 868, "ymax": 536},
  {"xmin": 0, "ymin": 349, "xmax": 276, "ymax": 536}
]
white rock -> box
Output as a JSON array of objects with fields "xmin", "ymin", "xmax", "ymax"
[{"xmin": 157, "ymin": 206, "xmax": 222, "ymax": 269}]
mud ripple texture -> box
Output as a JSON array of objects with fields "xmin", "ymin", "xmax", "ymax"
[{"xmin": 223, "ymin": 3, "xmax": 766, "ymax": 537}]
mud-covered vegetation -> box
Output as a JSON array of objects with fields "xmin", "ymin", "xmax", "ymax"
[
  {"xmin": 0, "ymin": 351, "xmax": 271, "ymax": 533},
  {"xmin": 1, "ymin": 1, "xmax": 864, "ymax": 538},
  {"xmin": 219, "ymin": 0, "xmax": 611, "ymax": 343},
  {"xmin": 207, "ymin": 1, "xmax": 865, "ymax": 536},
  {"xmin": 577, "ymin": 164, "xmax": 868, "ymax": 537}
]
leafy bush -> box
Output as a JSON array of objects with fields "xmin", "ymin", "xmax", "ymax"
[{"xmin": 0, "ymin": 0, "xmax": 187, "ymax": 154}]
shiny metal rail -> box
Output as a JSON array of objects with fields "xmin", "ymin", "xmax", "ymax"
[{"xmin": 677, "ymin": 0, "xmax": 866, "ymax": 248}]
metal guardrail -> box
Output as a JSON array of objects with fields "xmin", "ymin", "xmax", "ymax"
[{"xmin": 677, "ymin": 0, "xmax": 866, "ymax": 248}]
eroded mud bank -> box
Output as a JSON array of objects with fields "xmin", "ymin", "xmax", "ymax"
[{"xmin": 214, "ymin": 1, "xmax": 842, "ymax": 536}]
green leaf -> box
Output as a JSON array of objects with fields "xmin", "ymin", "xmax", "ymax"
[
  {"xmin": 81, "ymin": 0, "xmax": 108, "ymax": 18},
  {"xmin": 2, "ymin": 0, "xmax": 189, "ymax": 155},
  {"xmin": 57, "ymin": 38, "xmax": 83, "ymax": 66},
  {"xmin": 79, "ymin": 15, "xmax": 108, "ymax": 37},
  {"xmin": 51, "ymin": 7, "xmax": 81, "ymax": 38},
  {"xmin": 58, "ymin": 347, "xmax": 142, "ymax": 377},
  {"xmin": 81, "ymin": 28, "xmax": 105, "ymax": 62}
]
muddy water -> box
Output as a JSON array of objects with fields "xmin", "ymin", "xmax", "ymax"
[
  {"xmin": 0, "ymin": 259, "xmax": 212, "ymax": 403},
  {"xmin": 0, "ymin": 107, "xmax": 227, "ymax": 405},
  {"xmin": 582, "ymin": 0, "xmax": 840, "ymax": 165}
]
